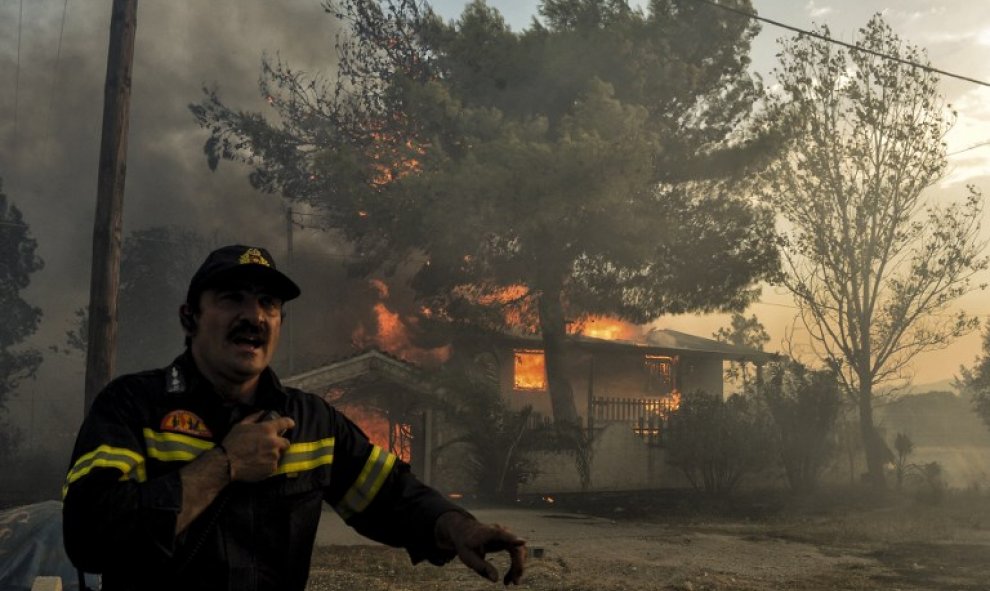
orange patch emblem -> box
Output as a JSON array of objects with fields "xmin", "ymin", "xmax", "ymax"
[{"xmin": 160, "ymin": 410, "xmax": 212, "ymax": 438}]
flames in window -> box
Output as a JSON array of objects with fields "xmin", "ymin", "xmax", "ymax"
[
  {"xmin": 644, "ymin": 354, "xmax": 676, "ymax": 395},
  {"xmin": 513, "ymin": 349, "xmax": 547, "ymax": 391}
]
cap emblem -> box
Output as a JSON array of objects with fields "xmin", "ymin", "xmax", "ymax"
[{"xmin": 238, "ymin": 248, "xmax": 271, "ymax": 267}]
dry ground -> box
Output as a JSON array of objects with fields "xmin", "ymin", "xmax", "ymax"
[{"xmin": 306, "ymin": 489, "xmax": 990, "ymax": 591}]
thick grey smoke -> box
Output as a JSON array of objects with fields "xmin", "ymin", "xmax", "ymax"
[{"xmin": 0, "ymin": 1, "xmax": 345, "ymax": 445}]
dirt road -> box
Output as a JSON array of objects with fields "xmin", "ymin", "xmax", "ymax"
[{"xmin": 308, "ymin": 497, "xmax": 990, "ymax": 590}]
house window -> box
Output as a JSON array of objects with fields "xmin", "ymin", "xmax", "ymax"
[
  {"xmin": 514, "ymin": 349, "xmax": 547, "ymax": 391},
  {"xmin": 644, "ymin": 355, "xmax": 675, "ymax": 395}
]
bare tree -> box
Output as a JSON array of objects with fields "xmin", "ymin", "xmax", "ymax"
[{"xmin": 763, "ymin": 15, "xmax": 987, "ymax": 489}]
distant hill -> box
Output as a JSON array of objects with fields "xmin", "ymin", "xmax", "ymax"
[
  {"xmin": 903, "ymin": 378, "xmax": 959, "ymax": 395},
  {"xmin": 877, "ymin": 378, "xmax": 958, "ymax": 396}
]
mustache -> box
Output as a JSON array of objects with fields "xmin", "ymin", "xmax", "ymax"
[{"xmin": 227, "ymin": 320, "xmax": 268, "ymax": 341}]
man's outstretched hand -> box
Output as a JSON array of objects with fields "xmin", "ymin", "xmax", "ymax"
[{"xmin": 435, "ymin": 511, "xmax": 526, "ymax": 585}]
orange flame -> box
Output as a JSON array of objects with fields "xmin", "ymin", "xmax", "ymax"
[
  {"xmin": 370, "ymin": 278, "xmax": 389, "ymax": 298},
  {"xmin": 352, "ymin": 280, "xmax": 450, "ymax": 365},
  {"xmin": 572, "ymin": 315, "xmax": 643, "ymax": 341},
  {"xmin": 450, "ymin": 283, "xmax": 537, "ymax": 332},
  {"xmin": 335, "ymin": 403, "xmax": 411, "ymax": 462},
  {"xmin": 645, "ymin": 391, "xmax": 681, "ymax": 419},
  {"xmin": 368, "ymin": 132, "xmax": 425, "ymax": 187},
  {"xmin": 513, "ymin": 349, "xmax": 547, "ymax": 391},
  {"xmin": 478, "ymin": 284, "xmax": 529, "ymax": 306}
]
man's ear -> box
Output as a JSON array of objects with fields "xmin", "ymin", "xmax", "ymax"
[{"xmin": 179, "ymin": 304, "xmax": 197, "ymax": 335}]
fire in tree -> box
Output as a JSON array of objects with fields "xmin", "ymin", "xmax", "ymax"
[
  {"xmin": 351, "ymin": 279, "xmax": 450, "ymax": 366},
  {"xmin": 192, "ymin": 0, "xmax": 782, "ymax": 428}
]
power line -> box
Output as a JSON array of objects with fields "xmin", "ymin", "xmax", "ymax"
[
  {"xmin": 750, "ymin": 300, "xmax": 797, "ymax": 309},
  {"xmin": 689, "ymin": 0, "xmax": 990, "ymax": 88},
  {"xmin": 55, "ymin": 0, "xmax": 69, "ymax": 66},
  {"xmin": 49, "ymin": 0, "xmax": 70, "ymax": 117},
  {"xmin": 750, "ymin": 299, "xmax": 990, "ymax": 318},
  {"xmin": 44, "ymin": 0, "xmax": 71, "ymax": 169},
  {"xmin": 13, "ymin": 0, "xmax": 23, "ymax": 145},
  {"xmin": 948, "ymin": 140, "xmax": 990, "ymax": 157}
]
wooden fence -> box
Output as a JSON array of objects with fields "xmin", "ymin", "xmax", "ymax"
[
  {"xmin": 523, "ymin": 396, "xmax": 675, "ymax": 447},
  {"xmin": 589, "ymin": 396, "xmax": 677, "ymax": 446}
]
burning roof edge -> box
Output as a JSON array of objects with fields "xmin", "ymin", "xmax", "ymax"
[{"xmin": 499, "ymin": 328, "xmax": 776, "ymax": 363}]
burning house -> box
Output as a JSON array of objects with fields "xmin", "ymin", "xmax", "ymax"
[{"xmin": 283, "ymin": 318, "xmax": 774, "ymax": 495}]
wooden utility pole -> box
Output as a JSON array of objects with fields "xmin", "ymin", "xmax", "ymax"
[{"xmin": 84, "ymin": 0, "xmax": 138, "ymax": 414}]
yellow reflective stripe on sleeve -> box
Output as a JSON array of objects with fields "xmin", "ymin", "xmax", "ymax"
[
  {"xmin": 143, "ymin": 428, "xmax": 214, "ymax": 462},
  {"xmin": 62, "ymin": 444, "xmax": 146, "ymax": 499},
  {"xmin": 275, "ymin": 437, "xmax": 334, "ymax": 475},
  {"xmin": 335, "ymin": 445, "xmax": 397, "ymax": 520}
]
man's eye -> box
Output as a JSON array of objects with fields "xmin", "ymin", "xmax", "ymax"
[{"xmin": 259, "ymin": 296, "xmax": 282, "ymax": 312}]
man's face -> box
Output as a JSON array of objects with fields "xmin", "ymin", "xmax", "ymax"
[{"xmin": 186, "ymin": 282, "xmax": 283, "ymax": 386}]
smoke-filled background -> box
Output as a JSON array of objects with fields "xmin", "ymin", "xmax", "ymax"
[
  {"xmin": 0, "ymin": 2, "xmax": 345, "ymax": 450},
  {"xmin": 0, "ymin": 0, "xmax": 988, "ymax": 459}
]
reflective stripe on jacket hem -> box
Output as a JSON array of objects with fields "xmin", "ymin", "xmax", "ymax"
[{"xmin": 63, "ymin": 444, "xmax": 146, "ymax": 498}]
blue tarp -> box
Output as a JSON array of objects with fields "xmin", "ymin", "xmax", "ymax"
[{"xmin": 0, "ymin": 500, "xmax": 97, "ymax": 590}]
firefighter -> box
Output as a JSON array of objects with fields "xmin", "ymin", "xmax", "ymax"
[{"xmin": 62, "ymin": 244, "xmax": 525, "ymax": 591}]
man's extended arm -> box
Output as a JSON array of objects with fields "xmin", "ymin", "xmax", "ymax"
[{"xmin": 320, "ymin": 405, "xmax": 526, "ymax": 584}]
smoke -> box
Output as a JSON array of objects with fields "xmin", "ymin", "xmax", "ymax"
[{"xmin": 0, "ymin": 1, "xmax": 344, "ymax": 441}]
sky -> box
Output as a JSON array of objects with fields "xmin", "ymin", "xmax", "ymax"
[{"xmin": 0, "ymin": 0, "xmax": 989, "ymax": 438}]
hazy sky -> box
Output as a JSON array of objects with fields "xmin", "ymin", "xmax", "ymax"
[{"xmin": 0, "ymin": 0, "xmax": 988, "ymax": 434}]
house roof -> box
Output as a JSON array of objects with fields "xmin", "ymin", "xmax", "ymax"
[
  {"xmin": 283, "ymin": 349, "xmax": 431, "ymax": 394},
  {"xmin": 501, "ymin": 328, "xmax": 775, "ymax": 363},
  {"xmin": 284, "ymin": 328, "xmax": 776, "ymax": 392},
  {"xmin": 644, "ymin": 329, "xmax": 775, "ymax": 362}
]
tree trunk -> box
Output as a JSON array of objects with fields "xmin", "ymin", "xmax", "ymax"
[
  {"xmin": 536, "ymin": 279, "xmax": 579, "ymax": 426},
  {"xmin": 858, "ymin": 384, "xmax": 886, "ymax": 489}
]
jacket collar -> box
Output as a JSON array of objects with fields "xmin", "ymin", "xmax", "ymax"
[{"xmin": 166, "ymin": 350, "xmax": 288, "ymax": 412}]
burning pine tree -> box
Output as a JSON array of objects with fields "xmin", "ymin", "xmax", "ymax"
[{"xmin": 191, "ymin": 0, "xmax": 782, "ymax": 425}]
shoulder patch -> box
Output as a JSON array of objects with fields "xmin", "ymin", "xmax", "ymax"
[
  {"xmin": 160, "ymin": 410, "xmax": 212, "ymax": 438},
  {"xmin": 166, "ymin": 364, "xmax": 185, "ymax": 394}
]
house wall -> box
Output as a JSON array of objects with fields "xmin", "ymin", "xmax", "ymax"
[
  {"xmin": 519, "ymin": 423, "xmax": 693, "ymax": 493},
  {"xmin": 487, "ymin": 342, "xmax": 728, "ymax": 493},
  {"xmin": 497, "ymin": 344, "xmax": 724, "ymax": 422},
  {"xmin": 678, "ymin": 356, "xmax": 724, "ymax": 398}
]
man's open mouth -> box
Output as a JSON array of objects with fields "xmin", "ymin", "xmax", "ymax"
[{"xmin": 230, "ymin": 335, "xmax": 265, "ymax": 348}]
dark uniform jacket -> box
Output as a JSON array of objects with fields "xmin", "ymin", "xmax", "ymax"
[{"xmin": 62, "ymin": 351, "xmax": 462, "ymax": 591}]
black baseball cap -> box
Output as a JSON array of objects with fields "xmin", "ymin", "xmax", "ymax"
[{"xmin": 186, "ymin": 245, "xmax": 301, "ymax": 305}]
